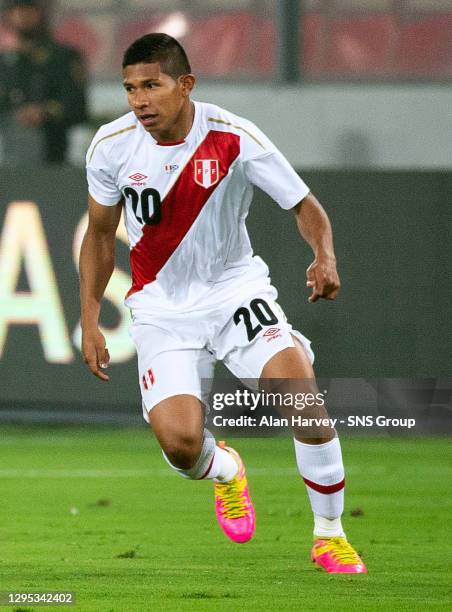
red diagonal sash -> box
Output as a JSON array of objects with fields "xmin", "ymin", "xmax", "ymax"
[{"xmin": 127, "ymin": 130, "xmax": 240, "ymax": 297}]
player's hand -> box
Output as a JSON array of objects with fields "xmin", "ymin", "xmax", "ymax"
[
  {"xmin": 306, "ymin": 255, "xmax": 340, "ymax": 303},
  {"xmin": 81, "ymin": 327, "xmax": 110, "ymax": 381}
]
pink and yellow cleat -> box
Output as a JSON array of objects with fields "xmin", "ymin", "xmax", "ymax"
[
  {"xmin": 214, "ymin": 442, "xmax": 255, "ymax": 543},
  {"xmin": 311, "ymin": 537, "xmax": 367, "ymax": 573}
]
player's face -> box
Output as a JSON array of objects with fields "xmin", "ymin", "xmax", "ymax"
[{"xmin": 123, "ymin": 62, "xmax": 194, "ymax": 141}]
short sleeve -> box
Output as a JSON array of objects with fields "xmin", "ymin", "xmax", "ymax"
[
  {"xmin": 244, "ymin": 151, "xmax": 310, "ymax": 210},
  {"xmin": 239, "ymin": 119, "xmax": 309, "ymax": 210},
  {"xmin": 86, "ymin": 137, "xmax": 122, "ymax": 206}
]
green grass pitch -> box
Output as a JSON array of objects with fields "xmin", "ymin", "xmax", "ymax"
[{"xmin": 1, "ymin": 427, "xmax": 451, "ymax": 611}]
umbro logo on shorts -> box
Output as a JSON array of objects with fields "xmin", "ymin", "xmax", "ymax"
[{"xmin": 263, "ymin": 327, "xmax": 282, "ymax": 342}]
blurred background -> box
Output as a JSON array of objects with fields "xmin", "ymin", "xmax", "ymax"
[
  {"xmin": 1, "ymin": 0, "xmax": 451, "ymax": 167},
  {"xmin": 0, "ymin": 0, "xmax": 450, "ymax": 425}
]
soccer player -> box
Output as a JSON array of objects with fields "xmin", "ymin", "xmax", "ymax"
[{"xmin": 80, "ymin": 33, "xmax": 366, "ymax": 573}]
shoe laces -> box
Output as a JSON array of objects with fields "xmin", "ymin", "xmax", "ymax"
[
  {"xmin": 215, "ymin": 475, "xmax": 249, "ymax": 519},
  {"xmin": 318, "ymin": 537, "xmax": 362, "ymax": 565}
]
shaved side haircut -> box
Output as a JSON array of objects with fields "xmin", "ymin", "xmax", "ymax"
[{"xmin": 122, "ymin": 33, "xmax": 191, "ymax": 79}]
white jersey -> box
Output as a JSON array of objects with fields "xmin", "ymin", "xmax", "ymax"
[{"xmin": 86, "ymin": 101, "xmax": 309, "ymax": 313}]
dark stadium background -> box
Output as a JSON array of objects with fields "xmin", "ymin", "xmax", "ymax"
[
  {"xmin": 0, "ymin": 169, "xmax": 449, "ymax": 423},
  {"xmin": 0, "ymin": 3, "xmax": 451, "ymax": 610},
  {"xmin": 1, "ymin": 3, "xmax": 450, "ymax": 424}
]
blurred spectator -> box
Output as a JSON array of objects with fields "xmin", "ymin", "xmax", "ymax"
[{"xmin": 0, "ymin": 0, "xmax": 87, "ymax": 165}]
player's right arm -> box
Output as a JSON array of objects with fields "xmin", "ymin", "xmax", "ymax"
[{"xmin": 79, "ymin": 194, "xmax": 122, "ymax": 381}]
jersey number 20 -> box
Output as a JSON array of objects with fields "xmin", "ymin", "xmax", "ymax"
[
  {"xmin": 233, "ymin": 298, "xmax": 279, "ymax": 342},
  {"xmin": 124, "ymin": 187, "xmax": 161, "ymax": 225}
]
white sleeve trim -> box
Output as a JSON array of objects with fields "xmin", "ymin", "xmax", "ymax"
[
  {"xmin": 282, "ymin": 184, "xmax": 311, "ymax": 210},
  {"xmin": 244, "ymin": 150, "xmax": 310, "ymax": 210},
  {"xmin": 88, "ymin": 188, "xmax": 122, "ymax": 207}
]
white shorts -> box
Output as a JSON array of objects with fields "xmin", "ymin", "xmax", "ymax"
[{"xmin": 129, "ymin": 285, "xmax": 314, "ymax": 423}]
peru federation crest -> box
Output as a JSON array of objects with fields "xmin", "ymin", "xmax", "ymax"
[{"xmin": 194, "ymin": 159, "xmax": 219, "ymax": 188}]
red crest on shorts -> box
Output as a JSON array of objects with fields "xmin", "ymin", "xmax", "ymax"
[
  {"xmin": 142, "ymin": 368, "xmax": 155, "ymax": 390},
  {"xmin": 194, "ymin": 159, "xmax": 219, "ymax": 188}
]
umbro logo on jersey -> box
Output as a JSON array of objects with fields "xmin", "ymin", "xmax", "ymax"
[
  {"xmin": 129, "ymin": 172, "xmax": 148, "ymax": 186},
  {"xmin": 129, "ymin": 172, "xmax": 147, "ymax": 181},
  {"xmin": 194, "ymin": 159, "xmax": 219, "ymax": 189},
  {"xmin": 165, "ymin": 164, "xmax": 179, "ymax": 173}
]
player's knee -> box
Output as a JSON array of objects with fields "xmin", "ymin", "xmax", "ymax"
[{"xmin": 161, "ymin": 433, "xmax": 203, "ymax": 469}]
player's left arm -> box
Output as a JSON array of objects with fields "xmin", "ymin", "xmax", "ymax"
[
  {"xmin": 293, "ymin": 193, "xmax": 340, "ymax": 303},
  {"xmin": 238, "ymin": 117, "xmax": 340, "ymax": 302}
]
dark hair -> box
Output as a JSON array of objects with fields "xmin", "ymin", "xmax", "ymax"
[{"xmin": 122, "ymin": 33, "xmax": 191, "ymax": 79}]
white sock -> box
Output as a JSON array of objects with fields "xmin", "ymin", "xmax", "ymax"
[
  {"xmin": 209, "ymin": 446, "xmax": 239, "ymax": 482},
  {"xmin": 162, "ymin": 430, "xmax": 238, "ymax": 482},
  {"xmin": 313, "ymin": 515, "xmax": 346, "ymax": 539},
  {"xmin": 294, "ymin": 437, "xmax": 345, "ymax": 537}
]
